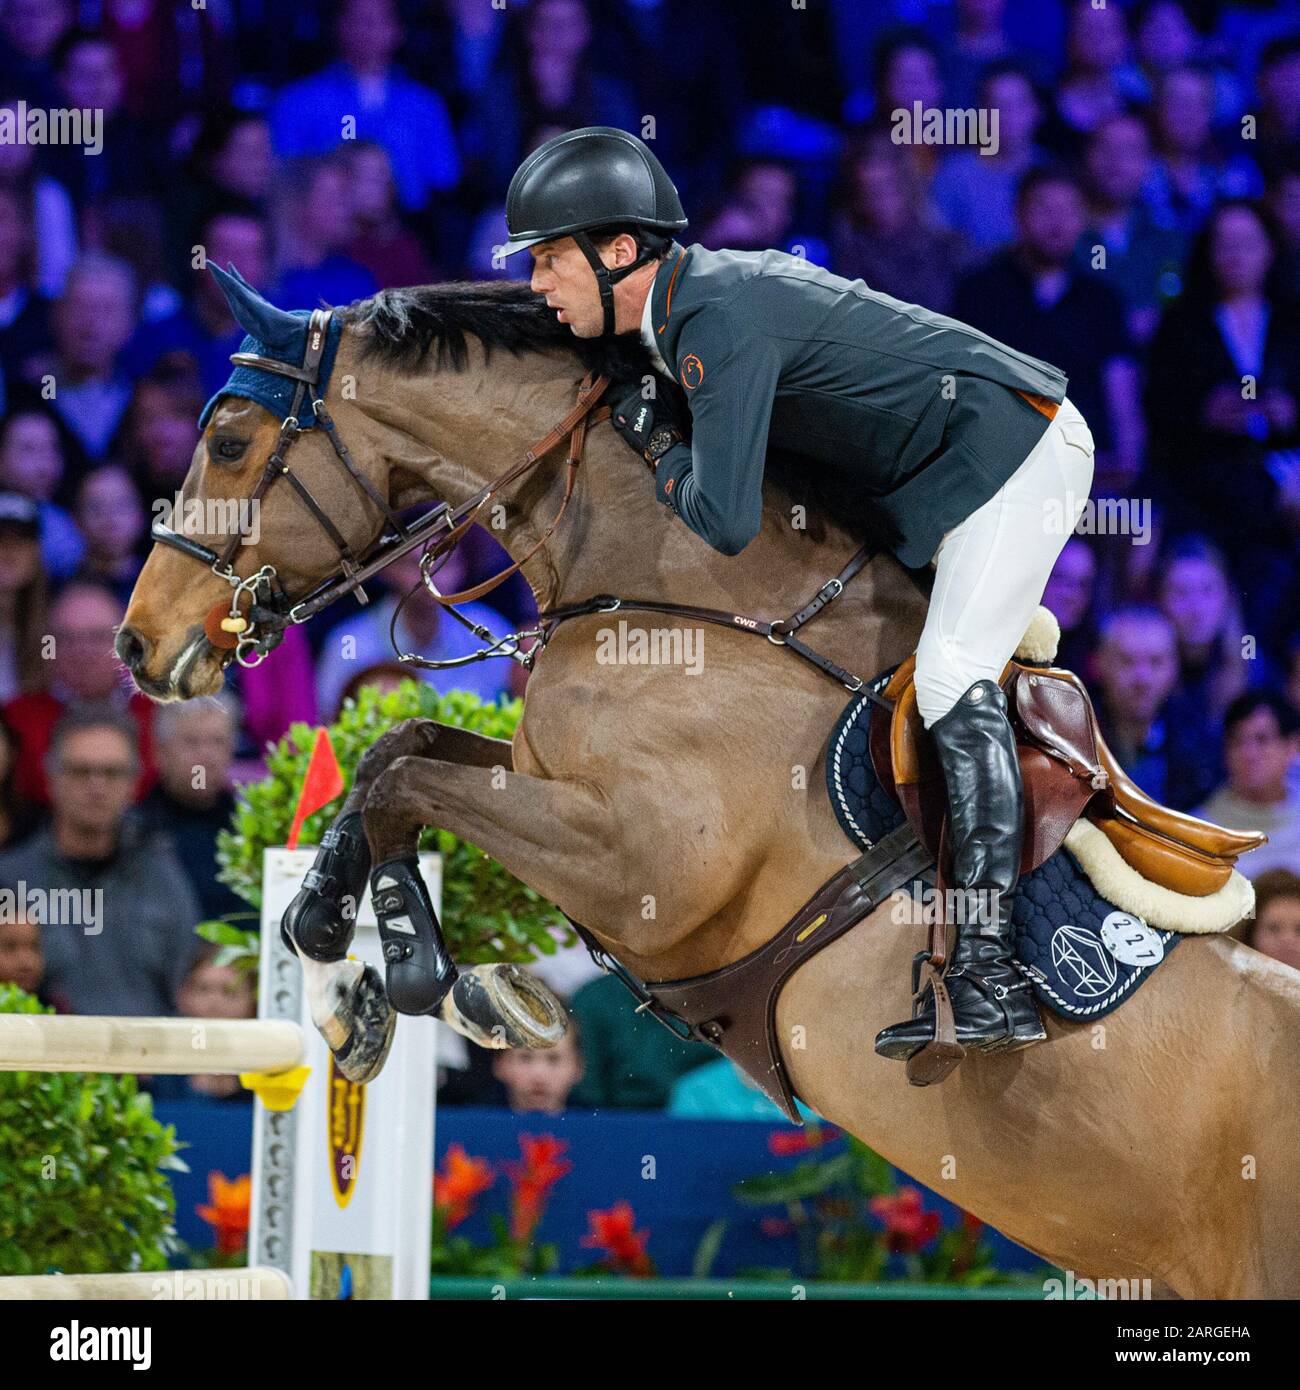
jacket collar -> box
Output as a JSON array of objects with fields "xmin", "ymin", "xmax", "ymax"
[{"xmin": 648, "ymin": 241, "xmax": 690, "ymax": 365}]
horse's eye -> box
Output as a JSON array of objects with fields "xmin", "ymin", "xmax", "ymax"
[{"xmin": 215, "ymin": 438, "xmax": 246, "ymax": 462}]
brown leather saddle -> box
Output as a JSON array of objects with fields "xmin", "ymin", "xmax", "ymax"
[{"xmin": 873, "ymin": 654, "xmax": 1264, "ymax": 898}]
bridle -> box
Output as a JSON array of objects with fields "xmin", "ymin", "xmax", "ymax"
[{"xmin": 151, "ymin": 306, "xmax": 612, "ymax": 668}]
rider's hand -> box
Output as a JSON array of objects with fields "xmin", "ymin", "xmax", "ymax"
[{"xmin": 610, "ymin": 381, "xmax": 685, "ymax": 470}]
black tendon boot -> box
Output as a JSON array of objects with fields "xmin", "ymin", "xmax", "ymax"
[
  {"xmin": 874, "ymin": 679, "xmax": 1045, "ymax": 1061},
  {"xmin": 281, "ymin": 810, "xmax": 371, "ymax": 961},
  {"xmin": 370, "ymin": 857, "xmax": 459, "ymax": 1015}
]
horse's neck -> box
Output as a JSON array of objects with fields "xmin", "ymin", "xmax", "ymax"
[{"xmin": 384, "ymin": 344, "xmax": 922, "ymax": 647}]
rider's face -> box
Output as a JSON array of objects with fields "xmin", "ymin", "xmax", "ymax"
[
  {"xmin": 529, "ymin": 237, "xmax": 604, "ymax": 337},
  {"xmin": 528, "ymin": 235, "xmax": 638, "ymax": 338}
]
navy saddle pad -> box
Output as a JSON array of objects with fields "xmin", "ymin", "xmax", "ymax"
[{"xmin": 825, "ymin": 671, "xmax": 1177, "ymax": 1021}]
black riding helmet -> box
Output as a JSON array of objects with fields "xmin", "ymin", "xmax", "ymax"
[{"xmin": 500, "ymin": 126, "xmax": 689, "ymax": 335}]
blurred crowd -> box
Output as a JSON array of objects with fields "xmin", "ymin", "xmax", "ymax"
[{"xmin": 1, "ymin": 0, "xmax": 1300, "ymax": 1118}]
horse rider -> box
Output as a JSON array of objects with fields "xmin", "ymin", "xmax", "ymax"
[{"xmin": 498, "ymin": 126, "xmax": 1097, "ymax": 1065}]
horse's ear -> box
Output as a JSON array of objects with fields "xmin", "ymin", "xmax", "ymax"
[{"xmin": 208, "ymin": 262, "xmax": 301, "ymax": 350}]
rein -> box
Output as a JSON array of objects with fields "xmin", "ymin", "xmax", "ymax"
[{"xmin": 153, "ymin": 305, "xmax": 885, "ymax": 701}]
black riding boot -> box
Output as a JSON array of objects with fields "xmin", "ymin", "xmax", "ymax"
[{"xmin": 874, "ymin": 679, "xmax": 1045, "ymax": 1061}]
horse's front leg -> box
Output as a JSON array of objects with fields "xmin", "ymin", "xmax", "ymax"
[
  {"xmin": 282, "ymin": 719, "xmax": 512, "ymax": 1081},
  {"xmin": 362, "ymin": 754, "xmax": 625, "ymax": 1028}
]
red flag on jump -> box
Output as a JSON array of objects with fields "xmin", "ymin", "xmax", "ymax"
[{"xmin": 286, "ymin": 727, "xmax": 345, "ymax": 851}]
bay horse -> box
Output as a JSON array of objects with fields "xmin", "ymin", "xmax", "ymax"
[{"xmin": 121, "ymin": 278, "xmax": 1300, "ymax": 1298}]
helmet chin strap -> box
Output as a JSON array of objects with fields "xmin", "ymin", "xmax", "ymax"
[{"xmin": 572, "ymin": 229, "xmax": 655, "ymax": 336}]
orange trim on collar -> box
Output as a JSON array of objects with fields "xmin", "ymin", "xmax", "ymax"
[{"xmin": 658, "ymin": 248, "xmax": 688, "ymax": 334}]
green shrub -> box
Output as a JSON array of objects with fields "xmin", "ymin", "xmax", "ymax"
[
  {"xmin": 216, "ymin": 681, "xmax": 572, "ymax": 965},
  {"xmin": 0, "ymin": 985, "xmax": 183, "ymax": 1276}
]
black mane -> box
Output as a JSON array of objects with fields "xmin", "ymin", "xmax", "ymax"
[{"xmin": 340, "ymin": 280, "xmax": 654, "ymax": 380}]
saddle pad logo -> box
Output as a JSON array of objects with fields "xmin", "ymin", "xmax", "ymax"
[
  {"xmin": 1049, "ymin": 924, "xmax": 1117, "ymax": 998},
  {"xmin": 679, "ymin": 354, "xmax": 704, "ymax": 390},
  {"xmin": 1100, "ymin": 911, "xmax": 1164, "ymax": 968}
]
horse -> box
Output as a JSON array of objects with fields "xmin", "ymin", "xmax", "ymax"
[{"xmin": 120, "ymin": 275, "xmax": 1300, "ymax": 1298}]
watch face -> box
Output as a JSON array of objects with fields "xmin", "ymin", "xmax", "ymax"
[{"xmin": 647, "ymin": 427, "xmax": 677, "ymax": 459}]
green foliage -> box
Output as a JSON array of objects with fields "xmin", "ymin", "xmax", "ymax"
[
  {"xmin": 216, "ymin": 681, "xmax": 573, "ymax": 964},
  {"xmin": 0, "ymin": 985, "xmax": 183, "ymax": 1276}
]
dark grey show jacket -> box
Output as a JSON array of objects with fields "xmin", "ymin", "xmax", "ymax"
[{"xmin": 645, "ymin": 241, "xmax": 1069, "ymax": 568}]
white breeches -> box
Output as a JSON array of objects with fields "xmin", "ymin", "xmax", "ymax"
[{"xmin": 913, "ymin": 395, "xmax": 1095, "ymax": 728}]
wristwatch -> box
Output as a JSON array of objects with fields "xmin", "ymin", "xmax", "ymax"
[{"xmin": 645, "ymin": 426, "xmax": 681, "ymax": 464}]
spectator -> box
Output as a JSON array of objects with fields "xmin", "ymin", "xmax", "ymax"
[
  {"xmin": 669, "ymin": 1056, "xmax": 816, "ymax": 1121},
  {"xmin": 0, "ymin": 0, "xmax": 74, "ymax": 105},
  {"xmin": 269, "ymin": 0, "xmax": 460, "ymax": 214},
  {"xmin": 0, "ymin": 905, "xmax": 44, "ymax": 1000},
  {"xmin": 1142, "ymin": 66, "xmax": 1264, "ymax": 236},
  {"xmin": 1253, "ymin": 33, "xmax": 1300, "ymax": 181},
  {"xmin": 118, "ymin": 362, "xmax": 205, "ymax": 500},
  {"xmin": 0, "ymin": 708, "xmax": 40, "ymax": 850},
  {"xmin": 1196, "ymin": 692, "xmax": 1300, "ymax": 876},
  {"xmin": 268, "ymin": 154, "xmax": 377, "ymax": 311},
  {"xmin": 22, "ymin": 253, "xmax": 138, "ymax": 460},
  {"xmin": 1157, "ymin": 535, "xmax": 1252, "ymax": 727},
  {"xmin": 1242, "ymin": 868, "xmax": 1300, "ymax": 971},
  {"xmin": 342, "ymin": 142, "xmax": 438, "ymax": 290},
  {"xmin": 1079, "ymin": 112, "xmax": 1188, "ymax": 345},
  {"xmin": 472, "ymin": 0, "xmax": 637, "ymax": 195},
  {"xmin": 1039, "ymin": 0, "xmax": 1146, "ymax": 161},
  {"xmin": 953, "ymin": 166, "xmax": 1143, "ymax": 492},
  {"xmin": 567, "ymin": 972, "xmax": 712, "ymax": 1110},
  {"xmin": 44, "ymin": 28, "xmax": 164, "ymax": 207},
  {"xmin": 1092, "ymin": 606, "xmax": 1221, "ymax": 810},
  {"xmin": 697, "ymin": 158, "xmax": 827, "ymax": 265},
  {"xmin": 855, "ymin": 27, "xmax": 947, "ymax": 184},
  {"xmin": 1144, "ymin": 199, "xmax": 1300, "ymax": 641},
  {"xmin": 131, "ymin": 209, "xmax": 270, "ymax": 394},
  {"xmin": 492, "ymin": 1022, "xmax": 584, "ymax": 1114},
  {"xmin": 932, "ymin": 0, "xmax": 1038, "ymax": 110},
  {"xmin": 1130, "ymin": 1, "xmax": 1243, "ymax": 126},
  {"xmin": 0, "ymin": 705, "xmax": 200, "ymax": 1016},
  {"xmin": 315, "ymin": 547, "xmax": 511, "ymax": 720},
  {"xmin": 0, "ymin": 183, "xmax": 53, "ymax": 380},
  {"xmin": 930, "ymin": 60, "xmax": 1048, "ymax": 254},
  {"xmin": 145, "ymin": 946, "xmax": 257, "ymax": 1102},
  {"xmin": 136, "ymin": 693, "xmax": 246, "ymax": 923},
  {"xmin": 830, "ymin": 130, "xmax": 971, "ymax": 312},
  {"xmin": 0, "ymin": 405, "xmax": 85, "ymax": 579},
  {"xmin": 0, "ymin": 491, "xmax": 46, "ymax": 703},
  {"xmin": 1041, "ymin": 534, "xmax": 1098, "ymax": 678},
  {"xmin": 2, "ymin": 582, "xmax": 156, "ymax": 805},
  {"xmin": 0, "ymin": 96, "xmax": 78, "ymax": 299},
  {"xmin": 72, "ymin": 465, "xmax": 147, "ymax": 608}
]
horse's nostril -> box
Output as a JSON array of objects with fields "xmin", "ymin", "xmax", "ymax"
[{"xmin": 114, "ymin": 626, "xmax": 149, "ymax": 671}]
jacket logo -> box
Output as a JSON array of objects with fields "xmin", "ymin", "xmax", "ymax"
[{"xmin": 680, "ymin": 354, "xmax": 704, "ymax": 390}]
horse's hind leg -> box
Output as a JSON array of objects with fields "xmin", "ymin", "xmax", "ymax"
[{"xmin": 283, "ymin": 719, "xmax": 513, "ymax": 1080}]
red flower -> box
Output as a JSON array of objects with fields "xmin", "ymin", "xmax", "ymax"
[
  {"xmin": 196, "ymin": 1172, "xmax": 251, "ymax": 1256},
  {"xmin": 760, "ymin": 1216, "xmax": 795, "ymax": 1238},
  {"xmin": 580, "ymin": 1201, "xmax": 653, "ymax": 1276},
  {"xmin": 503, "ymin": 1134, "xmax": 572, "ymax": 1242},
  {"xmin": 434, "ymin": 1144, "xmax": 494, "ymax": 1229},
  {"xmin": 868, "ymin": 1187, "xmax": 942, "ymax": 1254},
  {"xmin": 767, "ymin": 1125, "xmax": 839, "ymax": 1157}
]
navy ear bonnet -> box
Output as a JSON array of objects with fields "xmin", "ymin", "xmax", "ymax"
[{"xmin": 199, "ymin": 263, "xmax": 344, "ymax": 431}]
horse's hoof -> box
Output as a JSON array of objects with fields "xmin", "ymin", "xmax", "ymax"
[
  {"xmin": 314, "ymin": 960, "xmax": 396, "ymax": 1084},
  {"xmin": 904, "ymin": 1039, "xmax": 965, "ymax": 1086},
  {"xmin": 440, "ymin": 963, "xmax": 569, "ymax": 1050}
]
